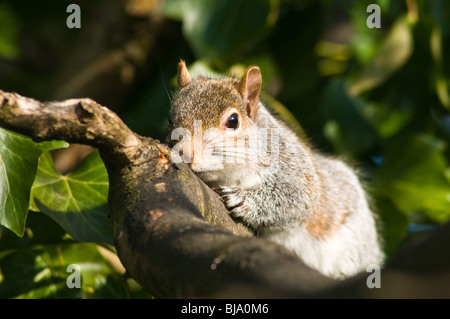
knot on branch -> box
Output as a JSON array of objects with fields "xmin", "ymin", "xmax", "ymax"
[{"xmin": 75, "ymin": 100, "xmax": 96, "ymax": 123}]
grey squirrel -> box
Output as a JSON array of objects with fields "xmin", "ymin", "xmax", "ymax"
[{"xmin": 166, "ymin": 60, "xmax": 384, "ymax": 279}]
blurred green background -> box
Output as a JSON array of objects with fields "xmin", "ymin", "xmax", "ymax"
[{"xmin": 0, "ymin": 0, "xmax": 449, "ymax": 298}]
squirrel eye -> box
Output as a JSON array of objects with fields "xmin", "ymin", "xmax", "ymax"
[{"xmin": 226, "ymin": 113, "xmax": 239, "ymax": 129}]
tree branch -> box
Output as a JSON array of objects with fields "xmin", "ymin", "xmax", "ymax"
[
  {"xmin": 0, "ymin": 89, "xmax": 336, "ymax": 297},
  {"xmin": 1, "ymin": 89, "xmax": 449, "ymax": 298}
]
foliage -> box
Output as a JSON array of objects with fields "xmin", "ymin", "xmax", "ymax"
[
  {"xmin": 0, "ymin": 0, "xmax": 449, "ymax": 298},
  {"xmin": 31, "ymin": 151, "xmax": 112, "ymax": 245},
  {"xmin": 0, "ymin": 129, "xmax": 67, "ymax": 237}
]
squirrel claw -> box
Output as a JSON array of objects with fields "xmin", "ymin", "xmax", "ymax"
[
  {"xmin": 215, "ymin": 186, "xmax": 248, "ymax": 216},
  {"xmin": 229, "ymin": 204, "xmax": 250, "ymax": 218}
]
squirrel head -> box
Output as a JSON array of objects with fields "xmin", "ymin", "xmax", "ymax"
[
  {"xmin": 169, "ymin": 60, "xmax": 262, "ymax": 134},
  {"xmin": 167, "ymin": 61, "xmax": 263, "ymax": 174}
]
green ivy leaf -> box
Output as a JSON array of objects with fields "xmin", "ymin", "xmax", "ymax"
[
  {"xmin": 161, "ymin": 0, "xmax": 277, "ymax": 60},
  {"xmin": 348, "ymin": 16, "xmax": 413, "ymax": 96},
  {"xmin": 320, "ymin": 80, "xmax": 380, "ymax": 157},
  {"xmin": 0, "ymin": 128, "xmax": 67, "ymax": 237},
  {"xmin": 0, "ymin": 243, "xmax": 129, "ymax": 298},
  {"xmin": 374, "ymin": 134, "xmax": 450, "ymax": 223},
  {"xmin": 30, "ymin": 150, "xmax": 113, "ymax": 245}
]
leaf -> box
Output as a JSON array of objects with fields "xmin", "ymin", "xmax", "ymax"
[
  {"xmin": 348, "ymin": 16, "xmax": 413, "ymax": 96},
  {"xmin": 0, "ymin": 211, "xmax": 66, "ymax": 252},
  {"xmin": 0, "ymin": 250, "xmax": 48, "ymax": 298},
  {"xmin": 30, "ymin": 150, "xmax": 113, "ymax": 245},
  {"xmin": 320, "ymin": 80, "xmax": 379, "ymax": 157},
  {"xmin": 0, "ymin": 128, "xmax": 67, "ymax": 237},
  {"xmin": 373, "ymin": 134, "xmax": 450, "ymax": 223},
  {"xmin": 161, "ymin": 0, "xmax": 277, "ymax": 60},
  {"xmin": 430, "ymin": 25, "xmax": 450, "ymax": 111},
  {"xmin": 0, "ymin": 243, "xmax": 133, "ymax": 298}
]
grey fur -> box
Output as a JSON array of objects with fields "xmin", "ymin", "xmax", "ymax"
[{"xmin": 167, "ymin": 65, "xmax": 384, "ymax": 279}]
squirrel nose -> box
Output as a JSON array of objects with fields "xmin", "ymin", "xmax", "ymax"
[
  {"xmin": 176, "ymin": 137, "xmax": 195, "ymax": 163},
  {"xmin": 191, "ymin": 136, "xmax": 203, "ymax": 163},
  {"xmin": 189, "ymin": 137, "xmax": 207, "ymax": 171}
]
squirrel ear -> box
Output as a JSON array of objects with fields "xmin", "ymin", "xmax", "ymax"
[
  {"xmin": 239, "ymin": 66, "xmax": 262, "ymax": 120},
  {"xmin": 177, "ymin": 60, "xmax": 191, "ymax": 88}
]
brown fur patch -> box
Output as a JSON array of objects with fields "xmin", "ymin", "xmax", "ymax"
[{"xmin": 306, "ymin": 207, "xmax": 348, "ymax": 239}]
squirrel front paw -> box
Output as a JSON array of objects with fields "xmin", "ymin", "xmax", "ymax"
[{"xmin": 214, "ymin": 186, "xmax": 249, "ymax": 218}]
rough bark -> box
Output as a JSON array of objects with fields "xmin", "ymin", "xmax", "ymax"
[{"xmin": 0, "ymin": 89, "xmax": 449, "ymax": 298}]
